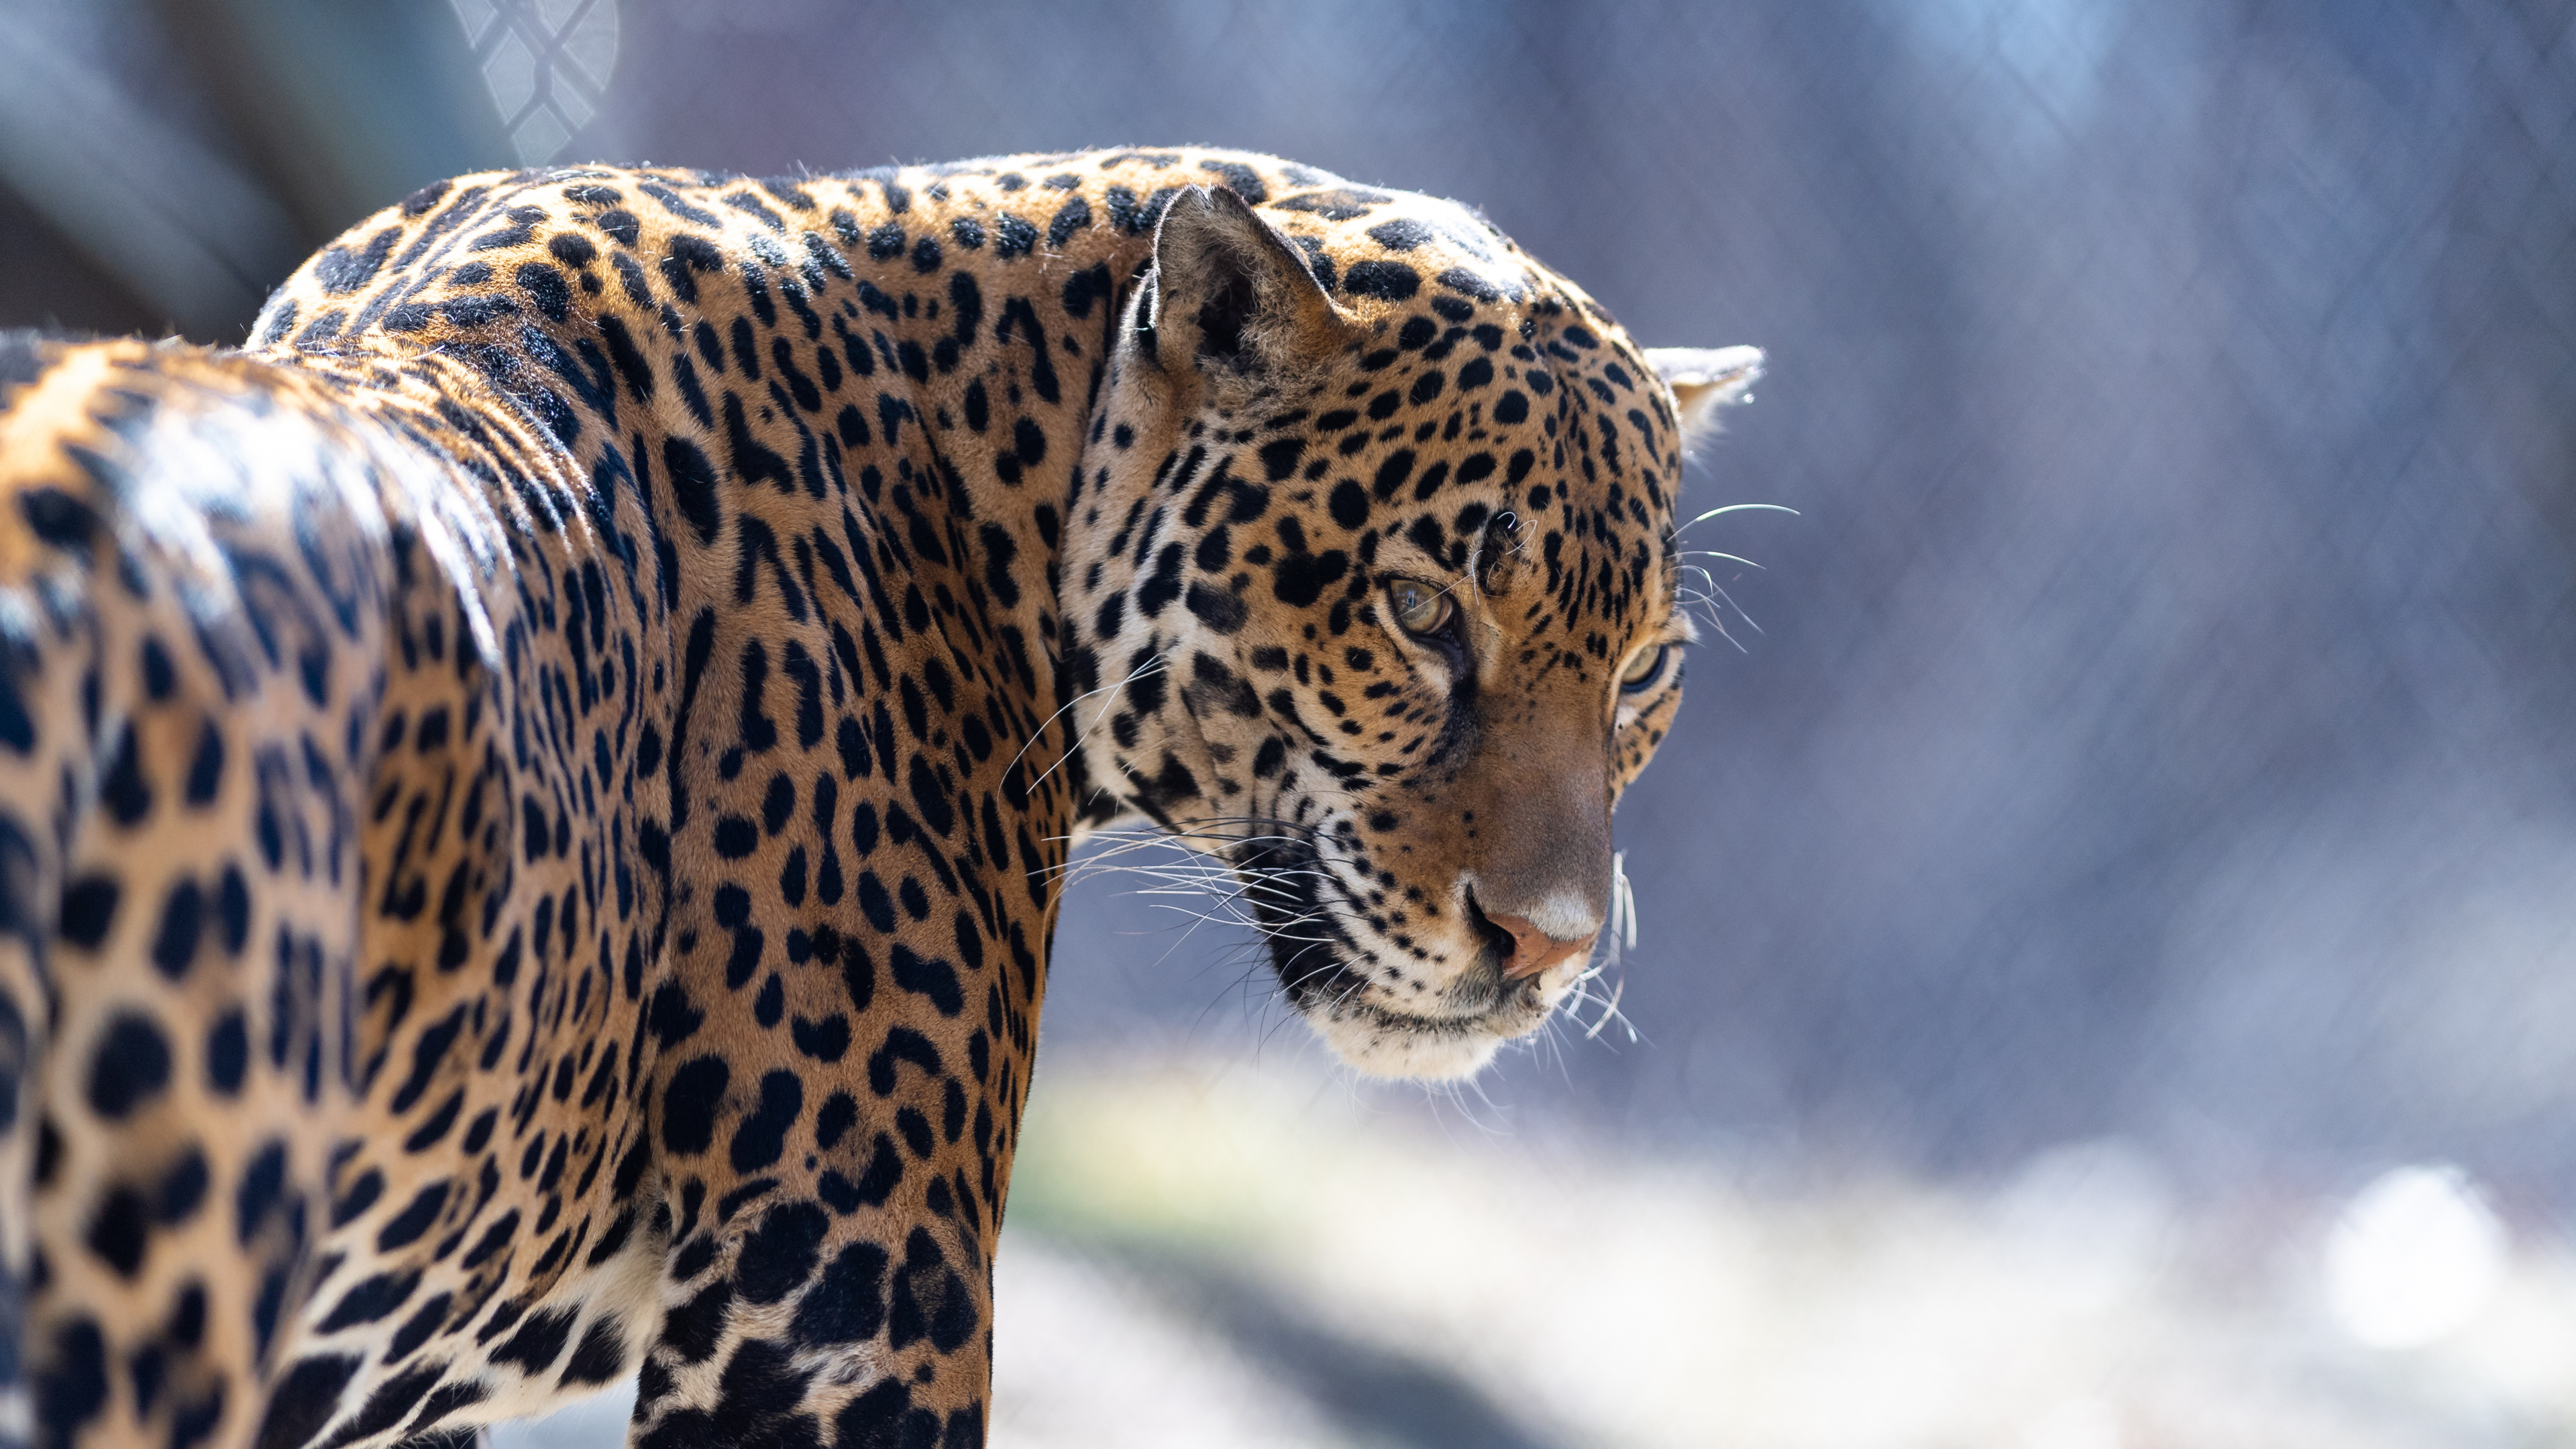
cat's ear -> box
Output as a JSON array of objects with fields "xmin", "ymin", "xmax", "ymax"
[
  {"xmin": 1646, "ymin": 345, "xmax": 1764, "ymax": 445},
  {"xmin": 1144, "ymin": 185, "xmax": 1348, "ymax": 381}
]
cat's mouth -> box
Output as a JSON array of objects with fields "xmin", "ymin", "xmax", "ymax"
[{"xmin": 1239, "ymin": 837, "xmax": 1569, "ymax": 1078}]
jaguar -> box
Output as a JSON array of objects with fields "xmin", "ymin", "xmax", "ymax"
[{"xmin": 0, "ymin": 146, "xmax": 1759, "ymax": 1449}]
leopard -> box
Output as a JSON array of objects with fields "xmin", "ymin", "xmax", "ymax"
[{"xmin": 0, "ymin": 146, "xmax": 1760, "ymax": 1449}]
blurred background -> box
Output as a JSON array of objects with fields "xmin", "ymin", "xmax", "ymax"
[{"xmin": 9, "ymin": 0, "xmax": 2576, "ymax": 1443}]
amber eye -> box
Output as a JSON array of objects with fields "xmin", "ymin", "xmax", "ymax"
[
  {"xmin": 1387, "ymin": 578, "xmax": 1454, "ymax": 637},
  {"xmin": 1619, "ymin": 645, "xmax": 1668, "ymax": 692}
]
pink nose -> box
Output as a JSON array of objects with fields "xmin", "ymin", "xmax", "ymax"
[{"xmin": 1487, "ymin": 914, "xmax": 1596, "ymax": 979}]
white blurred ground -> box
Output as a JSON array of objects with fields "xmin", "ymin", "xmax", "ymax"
[{"xmin": 494, "ymin": 1054, "xmax": 2576, "ymax": 1449}]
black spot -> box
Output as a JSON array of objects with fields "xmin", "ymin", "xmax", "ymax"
[
  {"xmin": 168, "ymin": 1283, "xmax": 207, "ymax": 1348},
  {"xmin": 402, "ymin": 1090, "xmax": 464, "ymax": 1152},
  {"xmin": 837, "ymin": 716, "xmax": 873, "ymax": 781},
  {"xmin": 523, "ymin": 794, "xmax": 552, "ymax": 863},
  {"xmin": 1343, "ymin": 260, "xmax": 1421, "ymax": 301},
  {"xmin": 1257, "ymin": 437, "xmax": 1306, "ymax": 481},
  {"xmin": 38, "ymin": 1318, "xmax": 110, "ymax": 1444},
  {"xmin": 1271, "ymin": 548, "xmax": 1350, "ymax": 607},
  {"xmin": 59, "ymin": 875, "xmax": 118, "ymax": 949},
  {"xmin": 559, "ymin": 1316, "xmax": 628, "ymax": 1386},
  {"xmin": 1061, "ymin": 264, "xmax": 1105, "ymax": 319},
  {"xmin": 331, "ymin": 1171, "xmax": 386, "ymax": 1232},
  {"xmin": 1372, "ymin": 447, "xmax": 1415, "ymax": 496},
  {"xmin": 1184, "ymin": 582, "xmax": 1247, "ymax": 634},
  {"xmin": 662, "ymin": 1280, "xmax": 733, "ymax": 1363},
  {"xmin": 1366, "ymin": 218, "xmax": 1434, "ymax": 251},
  {"xmin": 385, "ymin": 1293, "xmax": 450, "ymax": 1364},
  {"xmin": 140, "ymin": 636, "xmax": 176, "ymax": 700},
  {"xmin": 663, "ymin": 438, "xmax": 723, "ymax": 545},
  {"xmin": 660, "ymin": 229, "xmax": 724, "ymax": 300},
  {"xmin": 317, "ymin": 1269, "xmax": 421, "ymax": 1330},
  {"xmin": 21, "ymin": 488, "xmax": 99, "ymax": 555},
  {"xmin": 491, "ymin": 1305, "xmax": 580, "ymax": 1375},
  {"xmin": 148, "ymin": 879, "xmax": 202, "ymax": 980},
  {"xmin": 439, "ymin": 294, "xmax": 517, "ymax": 327},
  {"xmin": 1437, "ymin": 265, "xmax": 1504, "ymax": 302},
  {"xmin": 890, "ymin": 945, "xmax": 962, "ymax": 1016},
  {"xmin": 725, "ymin": 926, "xmax": 767, "ymax": 989},
  {"xmin": 906, "ymin": 758, "xmax": 954, "ymax": 838},
  {"xmin": 376, "ymin": 1182, "xmax": 449, "ymax": 1252},
  {"xmin": 85, "ymin": 1187, "xmax": 148, "ymax": 1275},
  {"xmin": 672, "ymin": 1232, "xmax": 720, "ymax": 1285},
  {"xmin": 314, "ymin": 227, "xmax": 396, "ymax": 293},
  {"xmin": 0, "ymin": 662, "xmax": 29, "ymax": 759},
  {"xmin": 518, "ymin": 262, "xmax": 572, "ymax": 323},
  {"xmin": 792, "ymin": 1014, "xmax": 851, "ymax": 1063},
  {"xmin": 1046, "ymin": 195, "xmax": 1093, "ymax": 248},
  {"xmin": 791, "ymin": 1238, "xmax": 890, "ymax": 1346},
  {"xmin": 853, "ymin": 1134, "xmax": 902, "ymax": 1206},
  {"xmin": 102, "ymin": 723, "xmax": 150, "ymax": 825},
  {"xmin": 739, "ymin": 1201, "xmax": 829, "ymax": 1304},
  {"xmin": 713, "ymin": 816, "xmax": 759, "ymax": 859},
  {"xmin": 217, "ymin": 866, "xmax": 250, "ymax": 954},
  {"xmin": 729, "ymin": 1069, "xmax": 803, "ymax": 1173},
  {"xmin": 1328, "ymin": 480, "xmax": 1370, "ymax": 528},
  {"xmin": 1200, "ymin": 160, "xmax": 1269, "ymax": 204},
  {"xmin": 459, "ymin": 1209, "xmax": 518, "ymax": 1270},
  {"xmin": 815, "ymin": 1091, "xmax": 858, "ymax": 1150},
  {"xmin": 1012, "ymin": 415, "xmax": 1047, "ymax": 472},
  {"xmin": 154, "ymin": 1147, "xmax": 209, "ymax": 1227},
  {"xmin": 253, "ymin": 1356, "xmax": 360, "ymax": 1449},
  {"xmin": 401, "ymin": 1381, "xmax": 490, "ymax": 1442},
  {"xmin": 889, "ymin": 1228, "xmax": 977, "ymax": 1353},
  {"xmin": 206, "ymin": 1010, "xmax": 249, "ymax": 1094},
  {"xmin": 661, "ymin": 1056, "xmax": 730, "ymax": 1156},
  {"xmin": 649, "ymin": 974, "xmax": 710, "ymax": 1041},
  {"xmin": 840, "ymin": 932, "xmax": 877, "ymax": 1012},
  {"xmin": 1136, "ymin": 541, "xmax": 1185, "ymax": 617},
  {"xmin": 334, "ymin": 1362, "xmax": 442, "ymax": 1441},
  {"xmin": 87, "ymin": 1013, "xmax": 170, "ymax": 1119}
]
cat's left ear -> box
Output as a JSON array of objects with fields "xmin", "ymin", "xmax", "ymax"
[{"xmin": 1646, "ymin": 345, "xmax": 1763, "ymax": 446}]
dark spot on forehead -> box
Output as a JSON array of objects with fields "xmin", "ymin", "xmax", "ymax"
[
  {"xmin": 1436, "ymin": 266, "xmax": 1504, "ymax": 303},
  {"xmin": 1200, "ymin": 160, "xmax": 1269, "ymax": 203},
  {"xmin": 1366, "ymin": 219, "xmax": 1434, "ymax": 251},
  {"xmin": 1343, "ymin": 261, "xmax": 1421, "ymax": 302}
]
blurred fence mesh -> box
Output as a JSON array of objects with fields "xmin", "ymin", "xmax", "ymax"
[
  {"xmin": 6, "ymin": 0, "xmax": 2576, "ymax": 1193},
  {"xmin": 449, "ymin": 0, "xmax": 620, "ymax": 165}
]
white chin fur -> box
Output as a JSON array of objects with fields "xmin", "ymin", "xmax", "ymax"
[{"xmin": 1301, "ymin": 995, "xmax": 1550, "ymax": 1079}]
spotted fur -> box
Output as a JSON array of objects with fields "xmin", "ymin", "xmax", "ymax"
[{"xmin": 0, "ymin": 148, "xmax": 1758, "ymax": 1449}]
